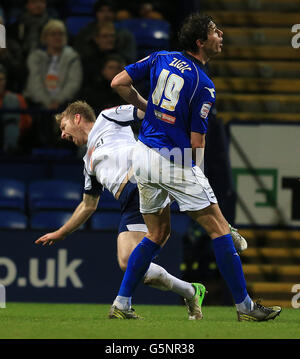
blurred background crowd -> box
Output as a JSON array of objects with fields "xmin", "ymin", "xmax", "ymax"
[{"xmin": 0, "ymin": 0, "xmax": 198, "ymax": 156}]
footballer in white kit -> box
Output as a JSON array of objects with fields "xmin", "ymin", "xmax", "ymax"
[
  {"xmin": 35, "ymin": 100, "xmax": 247, "ymax": 320},
  {"xmin": 83, "ymin": 104, "xmax": 147, "ymax": 234}
]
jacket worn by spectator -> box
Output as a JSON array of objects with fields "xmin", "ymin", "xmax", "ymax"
[{"xmin": 24, "ymin": 45, "xmax": 82, "ymax": 108}]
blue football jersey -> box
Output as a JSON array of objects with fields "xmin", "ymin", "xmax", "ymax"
[{"xmin": 125, "ymin": 50, "xmax": 216, "ymax": 165}]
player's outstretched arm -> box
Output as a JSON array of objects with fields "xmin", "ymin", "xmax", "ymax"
[{"xmin": 35, "ymin": 193, "xmax": 100, "ymax": 246}]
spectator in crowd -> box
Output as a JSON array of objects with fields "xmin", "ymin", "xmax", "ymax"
[
  {"xmin": 80, "ymin": 54, "xmax": 126, "ymax": 114},
  {"xmin": 7, "ymin": 0, "xmax": 54, "ymax": 59},
  {"xmin": 80, "ymin": 22, "xmax": 125, "ymax": 87},
  {"xmin": 0, "ymin": 7, "xmax": 5, "ymax": 24},
  {"xmin": 24, "ymin": 19, "xmax": 82, "ymax": 110},
  {"xmin": 0, "ymin": 37, "xmax": 27, "ymax": 93},
  {"xmin": 74, "ymin": 0, "xmax": 136, "ymax": 64},
  {"xmin": 0, "ymin": 64, "xmax": 32, "ymax": 154},
  {"xmin": 0, "ymin": 4, "xmax": 28, "ymax": 93},
  {"xmin": 23, "ymin": 19, "xmax": 82, "ymax": 147},
  {"xmin": 138, "ymin": 2, "xmax": 164, "ymax": 19}
]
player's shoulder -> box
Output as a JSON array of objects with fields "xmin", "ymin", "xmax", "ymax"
[
  {"xmin": 150, "ymin": 50, "xmax": 183, "ymax": 62},
  {"xmin": 100, "ymin": 105, "xmax": 134, "ymax": 118},
  {"xmin": 200, "ymin": 74, "xmax": 215, "ymax": 89},
  {"xmin": 98, "ymin": 104, "xmax": 137, "ymax": 124}
]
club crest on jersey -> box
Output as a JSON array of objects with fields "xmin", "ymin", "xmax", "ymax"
[{"xmin": 200, "ymin": 102, "xmax": 212, "ymax": 119}]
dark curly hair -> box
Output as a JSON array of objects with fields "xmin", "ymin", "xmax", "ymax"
[{"xmin": 178, "ymin": 13, "xmax": 213, "ymax": 53}]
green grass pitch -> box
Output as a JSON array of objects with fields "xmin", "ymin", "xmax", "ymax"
[{"xmin": 0, "ymin": 303, "xmax": 299, "ymax": 339}]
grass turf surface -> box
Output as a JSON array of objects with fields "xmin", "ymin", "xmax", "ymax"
[{"xmin": 0, "ymin": 303, "xmax": 299, "ymax": 339}]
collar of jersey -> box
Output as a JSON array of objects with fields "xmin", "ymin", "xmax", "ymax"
[{"xmin": 181, "ymin": 51, "xmax": 206, "ymax": 70}]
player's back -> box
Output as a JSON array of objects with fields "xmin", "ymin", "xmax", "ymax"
[
  {"xmin": 83, "ymin": 105, "xmax": 138, "ymax": 196},
  {"xmin": 126, "ymin": 51, "xmax": 216, "ymax": 161}
]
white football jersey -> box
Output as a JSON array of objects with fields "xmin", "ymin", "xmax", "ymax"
[{"xmin": 83, "ymin": 105, "xmax": 139, "ymax": 197}]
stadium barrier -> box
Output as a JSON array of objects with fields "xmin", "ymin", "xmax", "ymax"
[{"xmin": 0, "ymin": 229, "xmax": 182, "ymax": 305}]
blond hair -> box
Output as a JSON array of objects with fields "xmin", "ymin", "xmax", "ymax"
[
  {"xmin": 55, "ymin": 101, "xmax": 96, "ymax": 125},
  {"xmin": 41, "ymin": 19, "xmax": 68, "ymax": 46}
]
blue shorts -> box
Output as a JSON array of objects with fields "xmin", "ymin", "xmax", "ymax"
[{"xmin": 118, "ymin": 181, "xmax": 147, "ymax": 234}]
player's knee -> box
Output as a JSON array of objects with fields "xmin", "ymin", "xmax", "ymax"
[
  {"xmin": 118, "ymin": 256, "xmax": 128, "ymax": 272},
  {"xmin": 149, "ymin": 224, "xmax": 170, "ymax": 245}
]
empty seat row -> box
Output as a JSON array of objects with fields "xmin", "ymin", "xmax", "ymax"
[
  {"xmin": 0, "ymin": 209, "xmax": 121, "ymax": 231},
  {"xmin": 207, "ymin": 11, "xmax": 300, "ymax": 27},
  {"xmin": 0, "ymin": 179, "xmax": 120, "ymax": 212},
  {"xmin": 201, "ymin": 0, "xmax": 300, "ymax": 11},
  {"xmin": 0, "ymin": 179, "xmax": 187, "ymax": 232},
  {"xmin": 0, "ymin": 209, "xmax": 190, "ymax": 235},
  {"xmin": 209, "ymin": 60, "xmax": 300, "ymax": 79}
]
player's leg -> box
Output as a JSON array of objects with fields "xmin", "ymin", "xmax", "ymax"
[
  {"xmin": 188, "ymin": 203, "xmax": 250, "ymax": 308},
  {"xmin": 111, "ymin": 205, "xmax": 169, "ymax": 314},
  {"xmin": 117, "ymin": 230, "xmax": 195, "ymax": 299},
  {"xmin": 115, "ymin": 221, "xmax": 205, "ymax": 319},
  {"xmin": 187, "ymin": 203, "xmax": 281, "ymax": 321},
  {"xmin": 166, "ymin": 163, "xmax": 280, "ymax": 321}
]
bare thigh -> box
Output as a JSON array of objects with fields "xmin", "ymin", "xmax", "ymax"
[
  {"xmin": 117, "ymin": 231, "xmax": 146, "ymax": 271},
  {"xmin": 187, "ymin": 203, "xmax": 230, "ymax": 239}
]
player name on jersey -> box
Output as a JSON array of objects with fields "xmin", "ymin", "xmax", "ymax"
[{"xmin": 169, "ymin": 58, "xmax": 192, "ymax": 73}]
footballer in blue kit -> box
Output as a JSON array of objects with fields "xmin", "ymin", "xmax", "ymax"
[
  {"xmin": 125, "ymin": 50, "xmax": 216, "ymax": 165},
  {"xmin": 110, "ymin": 12, "xmax": 282, "ymax": 322}
]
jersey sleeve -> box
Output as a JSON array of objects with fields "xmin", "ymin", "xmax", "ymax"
[
  {"xmin": 83, "ymin": 168, "xmax": 103, "ymax": 195},
  {"xmin": 190, "ymin": 84, "xmax": 216, "ymax": 134},
  {"xmin": 101, "ymin": 105, "xmax": 139, "ymax": 125},
  {"xmin": 125, "ymin": 53, "xmax": 157, "ymax": 82}
]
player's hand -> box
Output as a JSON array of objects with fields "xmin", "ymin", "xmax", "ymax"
[{"xmin": 35, "ymin": 231, "xmax": 66, "ymax": 246}]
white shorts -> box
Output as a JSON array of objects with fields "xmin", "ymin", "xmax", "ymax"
[{"xmin": 133, "ymin": 141, "xmax": 218, "ymax": 214}]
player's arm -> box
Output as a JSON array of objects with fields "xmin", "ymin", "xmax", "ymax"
[
  {"xmin": 35, "ymin": 193, "xmax": 100, "ymax": 246},
  {"xmin": 137, "ymin": 108, "xmax": 145, "ymax": 120},
  {"xmin": 191, "ymin": 132, "xmax": 205, "ymax": 168},
  {"xmin": 111, "ymin": 70, "xmax": 148, "ymax": 112}
]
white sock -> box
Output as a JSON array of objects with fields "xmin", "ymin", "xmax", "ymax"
[
  {"xmin": 143, "ymin": 263, "xmax": 195, "ymax": 299},
  {"xmin": 235, "ymin": 294, "xmax": 254, "ymax": 313},
  {"xmin": 113, "ymin": 295, "xmax": 132, "ymax": 310}
]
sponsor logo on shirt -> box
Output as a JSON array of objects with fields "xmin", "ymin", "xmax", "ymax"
[
  {"xmin": 200, "ymin": 102, "xmax": 212, "ymax": 119},
  {"xmin": 155, "ymin": 110, "xmax": 176, "ymax": 124}
]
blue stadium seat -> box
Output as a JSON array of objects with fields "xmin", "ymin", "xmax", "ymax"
[
  {"xmin": 117, "ymin": 18, "xmax": 170, "ymax": 57},
  {"xmin": 67, "ymin": 0, "xmax": 97, "ymax": 15},
  {"xmin": 32, "ymin": 148, "xmax": 74, "ymax": 158},
  {"xmin": 51, "ymin": 162, "xmax": 83, "ymax": 182},
  {"xmin": 97, "ymin": 189, "xmax": 120, "ymax": 211},
  {"xmin": 0, "ymin": 179, "xmax": 26, "ymax": 211},
  {"xmin": 90, "ymin": 211, "xmax": 121, "ymax": 231},
  {"xmin": 66, "ymin": 16, "xmax": 94, "ymax": 36},
  {"xmin": 0, "ymin": 210, "xmax": 28, "ymax": 229},
  {"xmin": 30, "ymin": 211, "xmax": 76, "ymax": 230},
  {"xmin": 0, "ymin": 162, "xmax": 48, "ymax": 184},
  {"xmin": 28, "ymin": 180, "xmax": 82, "ymax": 211}
]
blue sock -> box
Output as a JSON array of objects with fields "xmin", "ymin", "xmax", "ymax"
[
  {"xmin": 118, "ymin": 237, "xmax": 161, "ymax": 298},
  {"xmin": 213, "ymin": 234, "xmax": 248, "ymax": 304}
]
